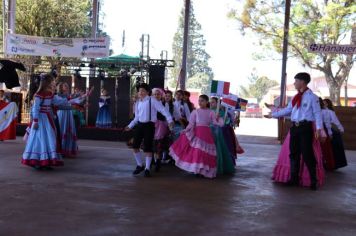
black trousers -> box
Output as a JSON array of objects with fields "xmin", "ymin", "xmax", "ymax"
[
  {"xmin": 289, "ymin": 122, "xmax": 317, "ymax": 184},
  {"xmin": 132, "ymin": 122, "xmax": 155, "ymax": 153}
]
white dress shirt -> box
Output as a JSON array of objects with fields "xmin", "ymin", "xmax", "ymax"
[
  {"xmin": 128, "ymin": 96, "xmax": 173, "ymax": 129},
  {"xmin": 272, "ymin": 89, "xmax": 323, "ymax": 130},
  {"xmin": 322, "ymin": 109, "xmax": 344, "ymax": 136},
  {"xmin": 173, "ymin": 100, "xmax": 191, "ymax": 121}
]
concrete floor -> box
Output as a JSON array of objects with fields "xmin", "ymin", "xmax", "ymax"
[{"xmin": 0, "ymin": 137, "xmax": 356, "ymax": 236}]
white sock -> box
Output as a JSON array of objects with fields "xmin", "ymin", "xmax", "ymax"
[
  {"xmin": 145, "ymin": 156, "xmax": 152, "ymax": 170},
  {"xmin": 134, "ymin": 152, "xmax": 143, "ymax": 167}
]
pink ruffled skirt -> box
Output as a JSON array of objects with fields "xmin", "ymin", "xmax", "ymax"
[
  {"xmin": 154, "ymin": 120, "xmax": 169, "ymax": 140},
  {"xmin": 272, "ymin": 131, "xmax": 325, "ymax": 187},
  {"xmin": 169, "ymin": 126, "xmax": 217, "ymax": 178}
]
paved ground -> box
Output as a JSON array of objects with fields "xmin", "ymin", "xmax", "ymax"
[{"xmin": 0, "ymin": 137, "xmax": 356, "ymax": 236}]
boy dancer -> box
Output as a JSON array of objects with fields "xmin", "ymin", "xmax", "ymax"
[
  {"xmin": 125, "ymin": 83, "xmax": 174, "ymax": 177},
  {"xmin": 266, "ymin": 72, "xmax": 323, "ymax": 190}
]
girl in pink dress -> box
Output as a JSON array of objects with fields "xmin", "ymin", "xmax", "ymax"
[
  {"xmin": 266, "ymin": 104, "xmax": 326, "ymax": 187},
  {"xmin": 152, "ymin": 88, "xmax": 170, "ymax": 172},
  {"xmin": 169, "ymin": 95, "xmax": 222, "ymax": 178}
]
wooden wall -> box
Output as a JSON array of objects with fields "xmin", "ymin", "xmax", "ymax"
[{"xmin": 334, "ymin": 106, "xmax": 356, "ymax": 150}]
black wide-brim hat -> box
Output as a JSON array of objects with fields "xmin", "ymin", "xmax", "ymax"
[{"xmin": 294, "ymin": 72, "xmax": 311, "ymax": 84}]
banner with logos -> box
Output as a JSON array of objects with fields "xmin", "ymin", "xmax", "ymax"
[
  {"xmin": 308, "ymin": 43, "xmax": 356, "ymax": 55},
  {"xmin": 6, "ymin": 33, "xmax": 110, "ymax": 58}
]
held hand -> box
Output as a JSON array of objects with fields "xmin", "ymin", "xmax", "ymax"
[
  {"xmin": 88, "ymin": 86, "xmax": 94, "ymax": 95},
  {"xmin": 264, "ymin": 114, "xmax": 272, "ymax": 119},
  {"xmin": 33, "ymin": 123, "xmax": 39, "ymax": 130},
  {"xmin": 316, "ymin": 129, "xmax": 326, "ymax": 142},
  {"xmin": 124, "ymin": 126, "xmax": 131, "ymax": 132},
  {"xmin": 168, "ymin": 122, "xmax": 174, "ymax": 131},
  {"xmin": 264, "ymin": 103, "xmax": 274, "ymax": 109}
]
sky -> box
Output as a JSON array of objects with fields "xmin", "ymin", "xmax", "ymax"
[{"xmin": 101, "ymin": 0, "xmax": 355, "ymax": 94}]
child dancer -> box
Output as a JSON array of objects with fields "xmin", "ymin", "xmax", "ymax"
[
  {"xmin": 125, "ymin": 83, "xmax": 174, "ymax": 177},
  {"xmin": 152, "ymin": 88, "xmax": 170, "ymax": 172},
  {"xmin": 318, "ymin": 97, "xmax": 335, "ymax": 170},
  {"xmin": 209, "ymin": 97, "xmax": 235, "ymax": 175},
  {"xmin": 71, "ymin": 87, "xmax": 86, "ymax": 128},
  {"xmin": 96, "ymin": 89, "xmax": 112, "ymax": 128},
  {"xmin": 183, "ymin": 90, "xmax": 195, "ymax": 113},
  {"xmin": 323, "ymin": 99, "xmax": 347, "ymax": 169},
  {"xmin": 170, "ymin": 95, "xmax": 222, "ymax": 178},
  {"xmin": 22, "ymin": 74, "xmax": 71, "ymax": 169},
  {"xmin": 172, "ymin": 90, "xmax": 190, "ymax": 140},
  {"xmin": 265, "ymin": 103, "xmax": 326, "ymax": 188},
  {"xmin": 56, "ymin": 82, "xmax": 78, "ymax": 157},
  {"xmin": 0, "ymin": 89, "xmax": 9, "ymax": 104},
  {"xmin": 162, "ymin": 90, "xmax": 175, "ymax": 164}
]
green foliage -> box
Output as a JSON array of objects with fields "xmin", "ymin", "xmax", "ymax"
[
  {"xmin": 15, "ymin": 0, "xmax": 92, "ymax": 37},
  {"xmin": 0, "ymin": 0, "xmax": 109, "ymax": 52},
  {"xmin": 229, "ymin": 0, "xmax": 356, "ymax": 105},
  {"xmin": 186, "ymin": 72, "xmax": 211, "ymax": 94},
  {"xmin": 239, "ymin": 70, "xmax": 279, "ymax": 102},
  {"xmin": 170, "ymin": 3, "xmax": 214, "ymax": 91}
]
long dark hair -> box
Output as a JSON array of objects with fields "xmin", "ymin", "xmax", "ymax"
[
  {"xmin": 184, "ymin": 90, "xmax": 195, "ymax": 112},
  {"xmin": 323, "ymin": 99, "xmax": 334, "ymax": 111},
  {"xmin": 164, "ymin": 90, "xmax": 174, "ymax": 115},
  {"xmin": 36, "ymin": 74, "xmax": 53, "ymax": 95},
  {"xmin": 199, "ymin": 94, "xmax": 210, "ymax": 108},
  {"xmin": 319, "ymin": 97, "xmax": 324, "ymax": 109}
]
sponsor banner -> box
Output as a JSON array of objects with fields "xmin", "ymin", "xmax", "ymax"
[
  {"xmin": 6, "ymin": 33, "xmax": 110, "ymax": 58},
  {"xmin": 308, "ymin": 43, "xmax": 356, "ymax": 55}
]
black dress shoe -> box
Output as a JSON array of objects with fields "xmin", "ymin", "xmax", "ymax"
[
  {"xmin": 155, "ymin": 159, "xmax": 161, "ymax": 172},
  {"xmin": 144, "ymin": 169, "xmax": 151, "ymax": 177},
  {"xmin": 133, "ymin": 166, "xmax": 145, "ymax": 175}
]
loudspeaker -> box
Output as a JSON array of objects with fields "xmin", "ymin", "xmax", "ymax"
[{"xmin": 148, "ymin": 65, "xmax": 165, "ymax": 89}]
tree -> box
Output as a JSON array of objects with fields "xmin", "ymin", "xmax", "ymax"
[
  {"xmin": 16, "ymin": 0, "xmax": 92, "ymax": 38},
  {"xmin": 229, "ymin": 0, "xmax": 356, "ymax": 105},
  {"xmin": 186, "ymin": 72, "xmax": 211, "ymax": 94},
  {"xmin": 0, "ymin": 0, "xmax": 92, "ymax": 47},
  {"xmin": 239, "ymin": 70, "xmax": 279, "ymax": 102},
  {"xmin": 170, "ymin": 2, "xmax": 214, "ymax": 91}
]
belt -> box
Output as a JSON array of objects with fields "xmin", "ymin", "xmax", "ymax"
[
  {"xmin": 292, "ymin": 120, "xmax": 312, "ymax": 127},
  {"xmin": 138, "ymin": 121, "xmax": 154, "ymax": 125}
]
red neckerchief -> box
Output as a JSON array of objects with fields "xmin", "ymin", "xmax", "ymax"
[{"xmin": 292, "ymin": 88, "xmax": 309, "ymax": 108}]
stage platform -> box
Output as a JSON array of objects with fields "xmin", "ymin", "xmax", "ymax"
[{"xmin": 16, "ymin": 124, "xmax": 132, "ymax": 141}]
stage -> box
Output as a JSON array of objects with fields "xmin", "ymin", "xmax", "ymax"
[{"xmin": 16, "ymin": 124, "xmax": 132, "ymax": 141}]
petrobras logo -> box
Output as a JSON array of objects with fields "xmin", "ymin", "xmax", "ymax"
[
  {"xmin": 309, "ymin": 44, "xmax": 356, "ymax": 55},
  {"xmin": 83, "ymin": 38, "xmax": 107, "ymax": 44},
  {"xmin": 88, "ymin": 45, "xmax": 107, "ymax": 49}
]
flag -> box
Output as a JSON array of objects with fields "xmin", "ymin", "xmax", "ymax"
[
  {"xmin": 221, "ymin": 93, "xmax": 238, "ymax": 109},
  {"xmin": 0, "ymin": 102, "xmax": 18, "ymax": 140},
  {"xmin": 210, "ymin": 80, "xmax": 230, "ymax": 96},
  {"xmin": 236, "ymin": 98, "xmax": 248, "ymax": 111}
]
